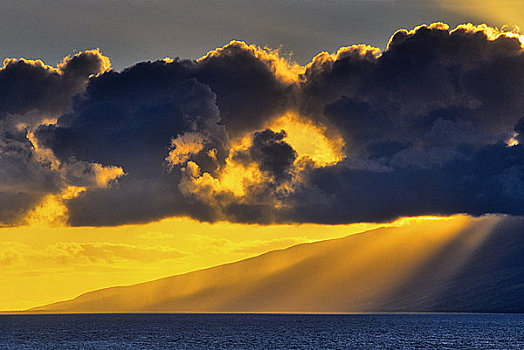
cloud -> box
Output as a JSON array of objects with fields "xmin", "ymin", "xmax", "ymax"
[
  {"xmin": 2, "ymin": 24, "xmax": 524, "ymax": 226},
  {"xmin": 239, "ymin": 129, "xmax": 297, "ymax": 182},
  {"xmin": 43, "ymin": 242, "xmax": 186, "ymax": 265},
  {"xmin": 36, "ymin": 76, "xmax": 227, "ymax": 225},
  {"xmin": 284, "ymin": 23, "xmax": 524, "ymax": 223},
  {"xmin": 0, "ymin": 49, "xmax": 109, "ymax": 121},
  {"xmin": 0, "ymin": 241, "xmax": 185, "ymax": 267},
  {"xmin": 0, "ymin": 50, "xmax": 112, "ymax": 225},
  {"xmin": 188, "ymin": 234, "xmax": 312, "ymax": 256},
  {"xmin": 31, "ymin": 41, "xmax": 297, "ymax": 225},
  {"xmin": 0, "ymin": 242, "xmax": 25, "ymax": 265}
]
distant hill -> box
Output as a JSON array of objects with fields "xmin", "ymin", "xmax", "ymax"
[{"xmin": 29, "ymin": 215, "xmax": 524, "ymax": 313}]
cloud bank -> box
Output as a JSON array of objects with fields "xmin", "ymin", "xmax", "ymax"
[{"xmin": 2, "ymin": 24, "xmax": 524, "ymax": 226}]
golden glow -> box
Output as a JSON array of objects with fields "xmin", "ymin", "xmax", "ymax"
[
  {"xmin": 166, "ymin": 132, "xmax": 206, "ymax": 167},
  {"xmin": 3, "ymin": 48, "xmax": 111, "ymax": 77},
  {"xmin": 199, "ymin": 40, "xmax": 304, "ymax": 83},
  {"xmin": 305, "ymin": 44, "xmax": 381, "ymax": 73},
  {"xmin": 213, "ymin": 159, "xmax": 261, "ymax": 197},
  {"xmin": 270, "ymin": 112, "xmax": 345, "ymax": 166},
  {"xmin": 388, "ymin": 215, "xmax": 458, "ymax": 227},
  {"xmin": 438, "ymin": 1, "xmax": 524, "ymax": 39},
  {"xmin": 507, "ymin": 133, "xmax": 520, "ymax": 146},
  {"xmin": 19, "ymin": 163, "xmax": 122, "ymax": 227},
  {"xmin": 509, "ymin": 138, "xmax": 519, "ymax": 146},
  {"xmin": 29, "ymin": 127, "xmax": 125, "ymax": 188},
  {"xmin": 177, "ymin": 112, "xmax": 346, "ymax": 202},
  {"xmin": 25, "ymin": 215, "xmax": 502, "ymax": 313},
  {"xmin": 388, "ymin": 22, "xmax": 524, "ymax": 52},
  {"xmin": 91, "ymin": 164, "xmax": 125, "ymax": 187},
  {"xmin": 2, "ymin": 58, "xmax": 60, "ymax": 73},
  {"xmin": 453, "ymin": 23, "xmax": 524, "ymax": 47},
  {"xmin": 22, "ymin": 186, "xmax": 85, "ymax": 227},
  {"xmin": 179, "ymin": 158, "xmax": 262, "ymax": 199},
  {"xmin": 27, "ymin": 130, "xmax": 60, "ymax": 170},
  {"xmin": 0, "ymin": 216, "xmax": 383, "ymax": 311},
  {"xmin": 316, "ymin": 215, "xmax": 472, "ymax": 307},
  {"xmin": 58, "ymin": 48, "xmax": 112, "ymax": 76},
  {"xmin": 1, "ymin": 214, "xmax": 494, "ymax": 311},
  {"xmin": 405, "ymin": 215, "xmax": 499, "ymax": 303},
  {"xmin": 177, "ymin": 132, "xmax": 263, "ymax": 199}
]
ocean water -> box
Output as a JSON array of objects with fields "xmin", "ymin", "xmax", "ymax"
[{"xmin": 0, "ymin": 313, "xmax": 523, "ymax": 349}]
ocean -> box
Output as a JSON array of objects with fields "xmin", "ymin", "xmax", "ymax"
[{"xmin": 0, "ymin": 313, "xmax": 523, "ymax": 349}]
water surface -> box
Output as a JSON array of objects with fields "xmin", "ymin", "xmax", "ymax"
[{"xmin": 1, "ymin": 313, "xmax": 522, "ymax": 349}]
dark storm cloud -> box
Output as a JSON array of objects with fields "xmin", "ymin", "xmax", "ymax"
[
  {"xmin": 195, "ymin": 42, "xmax": 292, "ymax": 136},
  {"xmin": 301, "ymin": 24, "xmax": 524, "ymax": 151},
  {"xmin": 0, "ymin": 50, "xmax": 109, "ymax": 225},
  {"xmin": 0, "ymin": 50, "xmax": 109, "ymax": 121},
  {"xmin": 36, "ymin": 76, "xmax": 225, "ymax": 226},
  {"xmin": 238, "ymin": 129, "xmax": 297, "ymax": 182},
  {"xmin": 515, "ymin": 117, "xmax": 524, "ymax": 144},
  {"xmin": 37, "ymin": 78, "xmax": 223, "ymax": 173},
  {"xmin": 33, "ymin": 41, "xmax": 292, "ymax": 225},
  {"xmin": 285, "ymin": 23, "xmax": 524, "ymax": 223},
  {"xmin": 284, "ymin": 142, "xmax": 524, "ymax": 224},
  {"xmin": 0, "ymin": 123, "xmax": 62, "ymax": 225},
  {"xmin": 2, "ymin": 23, "xmax": 524, "ymax": 226}
]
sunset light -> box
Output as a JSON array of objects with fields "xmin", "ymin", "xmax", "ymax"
[{"xmin": 1, "ymin": 1, "xmax": 524, "ymax": 348}]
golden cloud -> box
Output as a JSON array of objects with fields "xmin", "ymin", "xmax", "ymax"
[{"xmin": 199, "ymin": 40, "xmax": 303, "ymax": 83}]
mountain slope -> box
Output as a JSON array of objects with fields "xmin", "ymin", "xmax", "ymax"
[{"xmin": 29, "ymin": 215, "xmax": 524, "ymax": 313}]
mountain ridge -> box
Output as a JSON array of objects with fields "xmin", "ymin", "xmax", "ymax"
[{"xmin": 26, "ymin": 215, "xmax": 524, "ymax": 313}]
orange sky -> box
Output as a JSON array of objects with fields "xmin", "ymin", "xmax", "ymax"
[
  {"xmin": 1, "ymin": 215, "xmax": 387, "ymax": 311},
  {"xmin": 1, "ymin": 214, "xmax": 490, "ymax": 311}
]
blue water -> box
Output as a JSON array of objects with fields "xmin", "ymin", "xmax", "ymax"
[{"xmin": 0, "ymin": 313, "xmax": 523, "ymax": 349}]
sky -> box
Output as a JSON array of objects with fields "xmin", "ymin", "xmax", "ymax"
[
  {"xmin": 1, "ymin": 0, "xmax": 524, "ymax": 310},
  {"xmin": 2, "ymin": 0, "xmax": 524, "ymax": 70}
]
